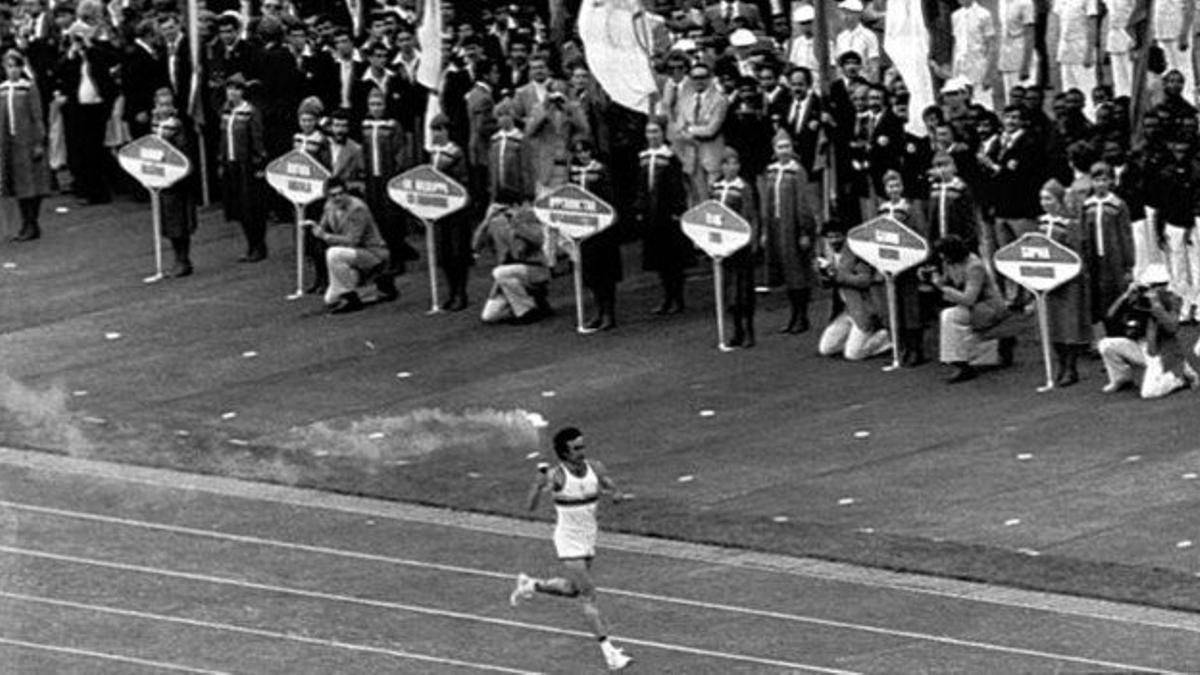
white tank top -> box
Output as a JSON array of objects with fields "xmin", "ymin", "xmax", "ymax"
[{"xmin": 554, "ymin": 462, "xmax": 599, "ymax": 527}]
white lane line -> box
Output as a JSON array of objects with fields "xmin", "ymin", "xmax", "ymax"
[
  {"xmin": 0, "ymin": 544, "xmax": 853, "ymax": 675},
  {"xmin": 0, "ymin": 499, "xmax": 1180, "ymax": 674},
  {"xmin": 0, "ymin": 636, "xmax": 231, "ymax": 674},
  {"xmin": 0, "ymin": 591, "xmax": 537, "ymax": 675},
  {"xmin": 3, "ymin": 447, "xmax": 1197, "ymax": 637}
]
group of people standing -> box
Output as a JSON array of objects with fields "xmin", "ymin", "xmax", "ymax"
[{"xmin": 2, "ymin": 0, "xmax": 1199, "ymax": 400}]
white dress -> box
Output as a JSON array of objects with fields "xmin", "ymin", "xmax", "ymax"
[{"xmin": 553, "ymin": 462, "xmax": 600, "ymax": 559}]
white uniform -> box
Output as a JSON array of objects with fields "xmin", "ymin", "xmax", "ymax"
[
  {"xmin": 553, "ymin": 462, "xmax": 600, "ymax": 560},
  {"xmin": 998, "ymin": 0, "xmax": 1037, "ymax": 98},
  {"xmin": 1154, "ymin": 0, "xmax": 1194, "ymax": 101},
  {"xmin": 1105, "ymin": 0, "xmax": 1136, "ymax": 98},
  {"xmin": 1053, "ymin": 0, "xmax": 1099, "ymax": 116},
  {"xmin": 951, "ymin": 2, "xmax": 997, "ymax": 107}
]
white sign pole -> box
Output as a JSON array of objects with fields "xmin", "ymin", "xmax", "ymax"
[
  {"xmin": 423, "ymin": 218, "xmax": 442, "ymax": 314},
  {"xmin": 714, "ymin": 257, "xmax": 731, "ymax": 352},
  {"xmin": 881, "ymin": 272, "xmax": 901, "ymax": 371},
  {"xmin": 144, "ymin": 189, "xmax": 165, "ymax": 284},
  {"xmin": 287, "ymin": 204, "xmax": 306, "ymax": 301},
  {"xmin": 1035, "ymin": 291, "xmax": 1055, "ymax": 393},
  {"xmin": 571, "ymin": 244, "xmax": 590, "ymax": 334}
]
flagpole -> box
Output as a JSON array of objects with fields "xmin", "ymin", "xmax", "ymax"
[{"xmin": 1130, "ymin": 0, "xmax": 1155, "ymax": 134}]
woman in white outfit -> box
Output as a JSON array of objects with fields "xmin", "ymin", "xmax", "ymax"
[{"xmin": 511, "ymin": 427, "xmax": 632, "ymax": 671}]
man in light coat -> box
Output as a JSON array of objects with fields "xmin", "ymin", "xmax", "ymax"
[{"xmin": 673, "ymin": 61, "xmax": 729, "ymax": 205}]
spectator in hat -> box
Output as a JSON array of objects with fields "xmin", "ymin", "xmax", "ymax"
[
  {"xmin": 835, "ymin": 0, "xmax": 880, "ymax": 82},
  {"xmin": 1098, "ymin": 263, "xmax": 1199, "ymax": 397},
  {"xmin": 788, "ymin": 4, "xmax": 819, "ymax": 71},
  {"xmin": 152, "ymin": 87, "xmax": 197, "ymax": 277},
  {"xmin": 945, "ymin": 0, "xmax": 996, "ymax": 109},
  {"xmin": 466, "ymin": 58, "xmax": 499, "ymax": 213},
  {"xmin": 725, "ymin": 28, "xmax": 759, "ymax": 78},
  {"xmin": 218, "ymin": 72, "xmax": 268, "ymax": 262}
]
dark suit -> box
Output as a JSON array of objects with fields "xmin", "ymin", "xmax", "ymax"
[
  {"xmin": 253, "ymin": 43, "xmax": 303, "ymax": 157},
  {"xmin": 703, "ymin": 1, "xmax": 763, "ymax": 34},
  {"xmin": 122, "ymin": 42, "xmax": 168, "ymax": 138},
  {"xmin": 296, "ymin": 47, "xmax": 335, "ymax": 110},
  {"xmin": 441, "ymin": 64, "xmax": 474, "ymax": 150},
  {"xmin": 163, "ymin": 37, "xmax": 193, "ymax": 116},
  {"xmin": 57, "ymin": 38, "xmax": 120, "ymax": 202},
  {"xmin": 351, "ymin": 69, "xmax": 404, "ymax": 132},
  {"xmin": 782, "ymin": 92, "xmax": 825, "ymax": 182}
]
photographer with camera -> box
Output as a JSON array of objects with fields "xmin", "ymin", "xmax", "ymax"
[
  {"xmin": 816, "ymin": 218, "xmax": 892, "ymax": 361},
  {"xmin": 1098, "ymin": 263, "xmax": 1199, "ymax": 398}
]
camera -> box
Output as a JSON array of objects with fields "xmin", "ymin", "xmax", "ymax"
[{"xmin": 915, "ymin": 264, "xmax": 937, "ymax": 282}]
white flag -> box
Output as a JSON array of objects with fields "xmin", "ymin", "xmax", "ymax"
[
  {"xmin": 578, "ymin": 0, "xmax": 658, "ymax": 113},
  {"xmin": 884, "ymin": 0, "xmax": 936, "ymax": 136},
  {"xmin": 416, "ymin": 0, "xmax": 442, "ymax": 91}
]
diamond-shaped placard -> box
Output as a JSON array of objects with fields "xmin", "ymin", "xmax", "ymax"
[
  {"xmin": 387, "ymin": 165, "xmax": 468, "ymax": 221},
  {"xmin": 117, "ymin": 135, "xmax": 191, "ymax": 190},
  {"xmin": 532, "ymin": 184, "xmax": 615, "ymax": 240},
  {"xmin": 846, "ymin": 215, "xmax": 930, "ymax": 275},
  {"xmin": 681, "ymin": 200, "xmax": 752, "ymax": 259},
  {"xmin": 265, "ymin": 150, "xmax": 332, "ymax": 206},
  {"xmin": 993, "ymin": 232, "xmax": 1083, "ymax": 293}
]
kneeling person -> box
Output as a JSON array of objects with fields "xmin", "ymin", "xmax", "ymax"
[
  {"xmin": 472, "ymin": 190, "xmax": 550, "ymax": 323},
  {"xmin": 817, "ymin": 219, "xmax": 892, "ymax": 360},
  {"xmin": 305, "ymin": 178, "xmax": 396, "ymax": 313}
]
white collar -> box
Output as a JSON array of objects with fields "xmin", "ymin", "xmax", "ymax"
[{"xmin": 362, "ymin": 68, "xmax": 393, "ymax": 82}]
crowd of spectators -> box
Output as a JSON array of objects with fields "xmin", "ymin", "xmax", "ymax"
[{"xmin": 3, "ymin": 0, "xmax": 1200, "ymax": 396}]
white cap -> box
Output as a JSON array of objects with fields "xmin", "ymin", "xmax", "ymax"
[
  {"xmin": 792, "ymin": 4, "xmax": 815, "ymax": 22},
  {"xmin": 729, "ymin": 28, "xmax": 757, "ymax": 47},
  {"xmin": 839, "ymin": 0, "xmax": 864, "ymax": 13},
  {"xmin": 1139, "ymin": 262, "xmax": 1171, "ymax": 285},
  {"xmin": 672, "ymin": 38, "xmax": 698, "ymax": 52},
  {"xmin": 940, "ymin": 76, "xmax": 971, "ymax": 93}
]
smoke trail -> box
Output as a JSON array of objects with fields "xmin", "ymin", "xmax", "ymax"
[
  {"xmin": 0, "ymin": 373, "xmax": 92, "ymax": 457},
  {"xmin": 270, "ymin": 407, "xmax": 545, "ymax": 471}
]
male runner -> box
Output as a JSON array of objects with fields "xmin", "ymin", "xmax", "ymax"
[{"xmin": 510, "ymin": 427, "xmax": 632, "ymax": 671}]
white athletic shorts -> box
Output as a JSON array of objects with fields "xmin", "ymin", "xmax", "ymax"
[{"xmin": 553, "ymin": 519, "xmax": 597, "ymax": 560}]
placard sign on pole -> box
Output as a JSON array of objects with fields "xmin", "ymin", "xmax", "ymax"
[
  {"xmin": 388, "ymin": 165, "xmax": 468, "ymax": 314},
  {"xmin": 533, "ymin": 184, "xmax": 616, "ymax": 333},
  {"xmin": 265, "ymin": 150, "xmax": 332, "ymax": 300},
  {"xmin": 681, "ymin": 200, "xmax": 753, "ymax": 351},
  {"xmin": 117, "ymin": 135, "xmax": 192, "ymax": 284},
  {"xmin": 846, "ymin": 216, "xmax": 930, "ymax": 371},
  {"xmin": 993, "ymin": 232, "xmax": 1083, "ymax": 392}
]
